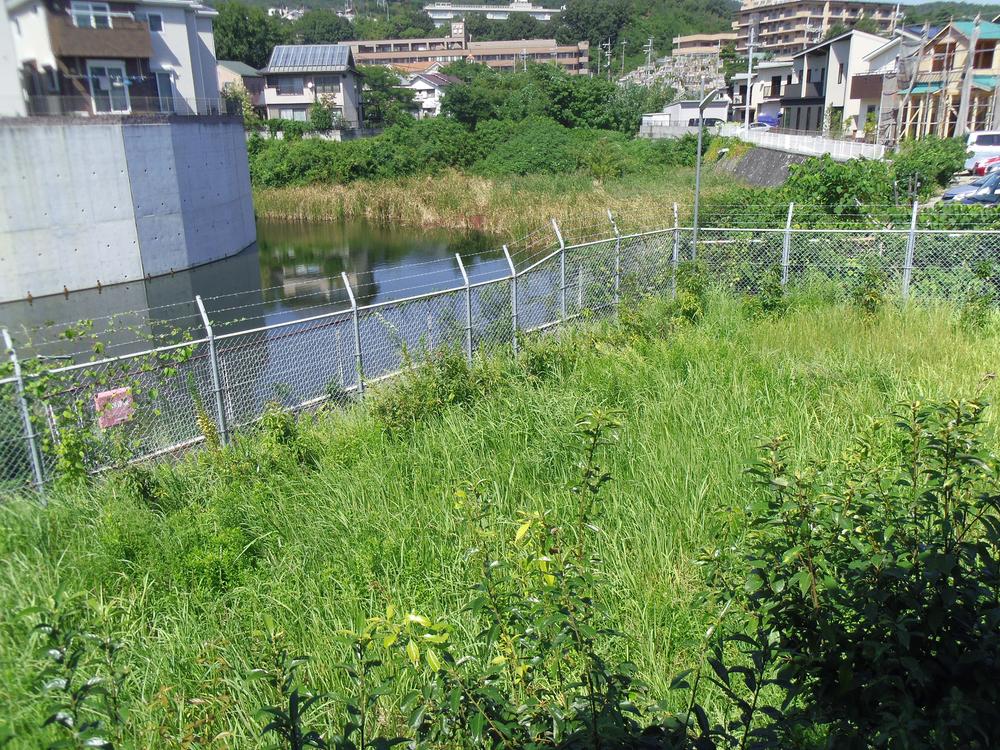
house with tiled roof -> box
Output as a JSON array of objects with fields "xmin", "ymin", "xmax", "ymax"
[{"xmin": 261, "ymin": 43, "xmax": 362, "ymax": 125}]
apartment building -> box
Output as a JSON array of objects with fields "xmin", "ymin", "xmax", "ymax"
[
  {"xmin": 423, "ymin": 1, "xmax": 561, "ymax": 27},
  {"xmin": 777, "ymin": 29, "xmax": 888, "ymax": 133},
  {"xmin": 733, "ymin": 0, "xmax": 898, "ymax": 56},
  {"xmin": 5, "ymin": 0, "xmax": 219, "ymax": 116},
  {"xmin": 261, "ymin": 44, "xmax": 362, "ymax": 124},
  {"xmin": 671, "ymin": 32, "xmax": 737, "ymax": 57},
  {"xmin": 897, "ymin": 20, "xmax": 1000, "ymax": 138},
  {"xmin": 350, "ymin": 21, "xmax": 589, "ymax": 74}
]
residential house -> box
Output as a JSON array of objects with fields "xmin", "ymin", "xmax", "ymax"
[
  {"xmin": 849, "ymin": 26, "xmax": 925, "ymax": 142},
  {"xmin": 6, "ymin": 0, "xmax": 220, "ymax": 116},
  {"xmin": 778, "ymin": 29, "xmax": 889, "ymax": 135},
  {"xmin": 399, "ymin": 70, "xmax": 459, "ymax": 118},
  {"xmin": 217, "ymin": 58, "xmax": 263, "ymax": 111},
  {"xmin": 1, "ymin": 1, "xmax": 25, "ymax": 114},
  {"xmin": 261, "ymin": 43, "xmax": 362, "ymax": 125},
  {"xmin": 653, "ymin": 98, "xmax": 730, "ymax": 126},
  {"xmin": 734, "ymin": 0, "xmax": 899, "ymax": 57},
  {"xmin": 898, "ymin": 20, "xmax": 1000, "ymax": 138},
  {"xmin": 732, "ymin": 58, "xmax": 793, "ymax": 124}
]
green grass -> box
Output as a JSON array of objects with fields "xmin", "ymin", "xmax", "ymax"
[{"xmin": 1, "ymin": 294, "xmax": 998, "ymax": 747}]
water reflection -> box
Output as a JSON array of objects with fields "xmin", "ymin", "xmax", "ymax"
[{"xmin": 0, "ymin": 220, "xmax": 505, "ymax": 359}]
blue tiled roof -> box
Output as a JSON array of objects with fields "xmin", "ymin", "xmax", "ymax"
[{"xmin": 265, "ymin": 45, "xmax": 353, "ymax": 73}]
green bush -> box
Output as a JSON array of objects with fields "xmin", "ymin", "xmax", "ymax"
[{"xmin": 892, "ymin": 135, "xmax": 968, "ymax": 196}]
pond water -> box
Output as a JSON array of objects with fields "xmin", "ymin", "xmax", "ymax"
[{"xmin": 0, "ymin": 219, "xmax": 507, "ymax": 357}]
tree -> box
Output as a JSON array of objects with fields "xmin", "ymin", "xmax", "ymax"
[
  {"xmin": 440, "ymin": 83, "xmax": 499, "ymax": 127},
  {"xmin": 214, "ymin": 1, "xmax": 285, "ymax": 70},
  {"xmin": 359, "ymin": 66, "xmax": 415, "ymax": 126},
  {"xmin": 557, "ymin": 0, "xmax": 630, "ymax": 48},
  {"xmin": 292, "ymin": 10, "xmax": 354, "ymax": 44}
]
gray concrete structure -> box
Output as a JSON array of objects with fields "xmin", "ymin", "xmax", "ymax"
[{"xmin": 0, "ymin": 115, "xmax": 255, "ymax": 302}]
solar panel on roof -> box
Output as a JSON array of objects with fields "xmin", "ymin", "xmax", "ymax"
[{"xmin": 266, "ymin": 45, "xmax": 351, "ymax": 72}]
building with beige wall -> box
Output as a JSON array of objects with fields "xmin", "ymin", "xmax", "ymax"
[
  {"xmin": 733, "ymin": 0, "xmax": 898, "ymax": 56},
  {"xmin": 350, "ymin": 22, "xmax": 588, "ymax": 74},
  {"xmin": 671, "ymin": 32, "xmax": 737, "ymax": 57}
]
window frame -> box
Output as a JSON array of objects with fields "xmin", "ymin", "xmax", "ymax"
[
  {"xmin": 138, "ymin": 12, "xmax": 163, "ymax": 32},
  {"xmin": 71, "ymin": 1, "xmax": 111, "ymax": 29},
  {"xmin": 275, "ymin": 76, "xmax": 304, "ymax": 96}
]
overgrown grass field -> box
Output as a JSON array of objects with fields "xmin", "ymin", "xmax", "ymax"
[{"xmin": 2, "ymin": 294, "xmax": 998, "ymax": 746}]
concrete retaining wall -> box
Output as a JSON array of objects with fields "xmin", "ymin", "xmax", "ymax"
[
  {"xmin": 713, "ymin": 146, "xmax": 809, "ymax": 187},
  {"xmin": 0, "ymin": 116, "xmax": 255, "ymax": 301}
]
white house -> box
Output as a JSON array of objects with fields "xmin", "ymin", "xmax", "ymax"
[
  {"xmin": 5, "ymin": 0, "xmax": 219, "ymax": 116},
  {"xmin": 261, "ymin": 44, "xmax": 362, "ymax": 125},
  {"xmin": 649, "ymin": 98, "xmax": 730, "ymax": 127},
  {"xmin": 399, "ymin": 70, "xmax": 459, "ymax": 118},
  {"xmin": 777, "ymin": 29, "xmax": 889, "ymax": 135}
]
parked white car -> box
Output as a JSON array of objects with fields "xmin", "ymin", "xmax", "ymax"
[{"xmin": 963, "ymin": 131, "xmax": 1000, "ymax": 172}]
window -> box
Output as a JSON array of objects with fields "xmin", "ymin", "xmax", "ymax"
[
  {"xmin": 71, "ymin": 1, "xmax": 111, "ymax": 28},
  {"xmin": 154, "ymin": 71, "xmax": 173, "ymax": 112},
  {"xmin": 974, "ymin": 41, "xmax": 995, "ymax": 70},
  {"xmin": 138, "ymin": 12, "xmax": 163, "ymax": 32},
  {"xmin": 276, "ymin": 76, "xmax": 303, "ymax": 95},
  {"xmin": 86, "ymin": 60, "xmax": 129, "ymax": 113},
  {"xmin": 278, "ymin": 106, "xmax": 307, "ymax": 121},
  {"xmin": 314, "ymin": 75, "xmax": 339, "ymax": 94},
  {"xmin": 838, "ymin": 62, "xmax": 845, "ymax": 84}
]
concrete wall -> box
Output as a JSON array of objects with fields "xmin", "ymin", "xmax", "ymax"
[
  {"xmin": 0, "ymin": 116, "xmax": 255, "ymax": 302},
  {"xmin": 713, "ymin": 146, "xmax": 809, "ymax": 187}
]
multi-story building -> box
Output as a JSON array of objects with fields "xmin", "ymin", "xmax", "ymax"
[
  {"xmin": 423, "ymin": 1, "xmax": 561, "ymax": 27},
  {"xmin": 5, "ymin": 0, "xmax": 220, "ymax": 116},
  {"xmin": 733, "ymin": 0, "xmax": 898, "ymax": 57},
  {"xmin": 671, "ymin": 32, "xmax": 738, "ymax": 57},
  {"xmin": 261, "ymin": 43, "xmax": 363, "ymax": 124},
  {"xmin": 351, "ymin": 21, "xmax": 589, "ymax": 74},
  {"xmin": 895, "ymin": 20, "xmax": 1000, "ymax": 138},
  {"xmin": 776, "ymin": 28, "xmax": 888, "ymax": 133}
]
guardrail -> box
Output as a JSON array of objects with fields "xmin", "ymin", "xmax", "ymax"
[{"xmin": 717, "ymin": 124, "xmax": 886, "ymax": 161}]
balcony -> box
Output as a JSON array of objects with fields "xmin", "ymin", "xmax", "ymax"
[{"xmin": 48, "ymin": 13, "xmax": 152, "ymax": 59}]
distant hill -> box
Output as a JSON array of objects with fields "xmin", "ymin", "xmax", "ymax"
[{"xmin": 905, "ymin": 2, "xmax": 1000, "ymax": 26}]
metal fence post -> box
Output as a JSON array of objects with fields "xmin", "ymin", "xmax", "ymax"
[
  {"xmin": 455, "ymin": 253, "xmax": 473, "ymax": 364},
  {"xmin": 552, "ymin": 218, "xmax": 566, "ymax": 321},
  {"xmin": 902, "ymin": 201, "xmax": 919, "ymax": 299},
  {"xmin": 781, "ymin": 202, "xmax": 795, "ymax": 286},
  {"xmin": 2, "ymin": 328, "xmax": 45, "ymax": 497},
  {"xmin": 195, "ymin": 296, "xmax": 229, "ymax": 447},
  {"xmin": 672, "ymin": 203, "xmax": 680, "ymax": 299},
  {"xmin": 342, "ymin": 272, "xmax": 364, "ymax": 394},
  {"xmin": 502, "ymin": 244, "xmax": 518, "ymax": 354},
  {"xmin": 607, "ymin": 209, "xmax": 621, "ymax": 311}
]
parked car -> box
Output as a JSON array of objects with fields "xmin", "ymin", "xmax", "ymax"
[
  {"xmin": 688, "ymin": 117, "xmax": 725, "ymax": 126},
  {"xmin": 963, "ymin": 130, "xmax": 1000, "ymax": 171},
  {"xmin": 748, "ymin": 121, "xmax": 772, "ymax": 131},
  {"xmin": 972, "ymin": 155, "xmax": 1000, "ymax": 175},
  {"xmin": 961, "ymin": 189, "xmax": 1000, "ymax": 206},
  {"xmin": 943, "ymin": 172, "xmax": 1000, "ymax": 201}
]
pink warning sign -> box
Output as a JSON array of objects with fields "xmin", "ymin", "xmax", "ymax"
[{"xmin": 94, "ymin": 387, "xmax": 134, "ymax": 429}]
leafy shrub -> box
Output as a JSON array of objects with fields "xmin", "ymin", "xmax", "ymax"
[
  {"xmin": 959, "ymin": 260, "xmax": 997, "ymax": 331},
  {"xmin": 743, "ymin": 265, "xmax": 788, "ymax": 319},
  {"xmin": 892, "ymin": 135, "xmax": 968, "ymax": 196},
  {"xmin": 733, "ymin": 397, "xmax": 1000, "ymax": 746},
  {"xmin": 850, "ymin": 266, "xmax": 887, "ymax": 317}
]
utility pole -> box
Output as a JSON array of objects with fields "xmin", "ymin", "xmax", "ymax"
[
  {"xmin": 621, "ymin": 39, "xmax": 626, "ymax": 78},
  {"xmin": 955, "ymin": 14, "xmax": 980, "ymax": 137},
  {"xmin": 937, "ymin": 16, "xmax": 954, "ymax": 136},
  {"xmin": 605, "ymin": 38, "xmax": 612, "ymax": 81},
  {"xmin": 744, "ymin": 22, "xmax": 756, "ymax": 133},
  {"xmin": 644, "ymin": 37, "xmax": 654, "ymax": 75}
]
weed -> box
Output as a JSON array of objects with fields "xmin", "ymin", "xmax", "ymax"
[{"xmin": 850, "ymin": 267, "xmax": 887, "ymax": 318}]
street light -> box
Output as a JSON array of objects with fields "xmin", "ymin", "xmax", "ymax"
[{"xmin": 693, "ymin": 87, "xmax": 727, "ymax": 254}]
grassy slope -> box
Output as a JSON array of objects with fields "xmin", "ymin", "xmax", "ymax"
[
  {"xmin": 251, "ymin": 168, "xmax": 737, "ymax": 240},
  {"xmin": 2, "ymin": 296, "xmax": 998, "ymax": 746}
]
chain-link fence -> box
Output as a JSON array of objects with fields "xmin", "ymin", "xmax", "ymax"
[{"xmin": 5, "ymin": 212, "xmax": 1000, "ymax": 493}]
